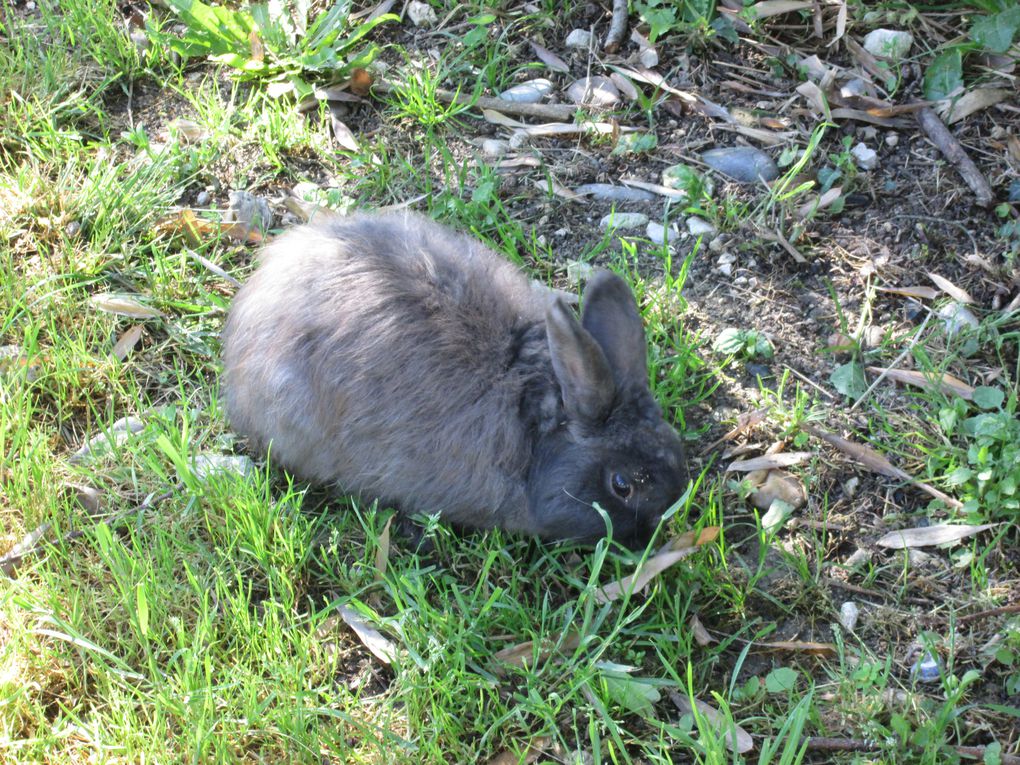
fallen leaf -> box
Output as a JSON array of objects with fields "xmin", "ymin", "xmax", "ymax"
[
  {"xmin": 596, "ymin": 527, "xmax": 720, "ymax": 604},
  {"xmin": 796, "ymin": 186, "xmax": 843, "ymax": 220},
  {"xmin": 702, "ymin": 409, "xmax": 767, "ymax": 453},
  {"xmin": 937, "ymin": 88, "xmax": 1010, "ymax": 124},
  {"xmin": 375, "ymin": 515, "xmax": 392, "ymax": 581},
  {"xmin": 535, "ymin": 178, "xmax": 583, "ymax": 201},
  {"xmin": 726, "ymin": 452, "xmax": 811, "ymax": 472},
  {"xmin": 876, "ymin": 285, "xmax": 939, "ymax": 300},
  {"xmin": 111, "ymin": 325, "xmax": 144, "ymax": 360},
  {"xmin": 154, "ymin": 209, "xmax": 263, "ymax": 246},
  {"xmin": 876, "ymin": 523, "xmax": 1000, "ymax": 549},
  {"xmin": 866, "ymin": 367, "xmax": 975, "ymax": 399},
  {"xmin": 928, "ymin": 273, "xmax": 974, "ymax": 304},
  {"xmin": 493, "ymin": 629, "xmax": 582, "ymax": 673},
  {"xmin": 756, "ymin": 639, "xmax": 838, "ymax": 656},
  {"xmin": 168, "ymin": 118, "xmax": 209, "ymax": 143},
  {"xmin": 750, "ymin": 471, "xmax": 807, "ymax": 511},
  {"xmin": 70, "ymin": 416, "xmax": 146, "ymax": 463},
  {"xmin": 530, "ymin": 41, "xmax": 569, "ymax": 73},
  {"xmin": 802, "ymin": 424, "xmax": 963, "ymax": 508},
  {"xmin": 749, "ymin": 0, "xmax": 812, "ymax": 18},
  {"xmin": 91, "ymin": 294, "xmax": 164, "ymax": 319},
  {"xmin": 64, "ymin": 482, "xmax": 102, "ymax": 515},
  {"xmin": 669, "ymin": 692, "xmax": 754, "ymax": 753},
  {"xmin": 338, "ymin": 605, "xmax": 398, "ymax": 664},
  {"xmin": 620, "ymin": 178, "xmax": 690, "ymax": 199},
  {"xmin": 486, "ymin": 737, "xmax": 552, "ymax": 765},
  {"xmin": 0, "ymin": 523, "xmax": 52, "ymax": 576},
  {"xmin": 690, "ymin": 614, "xmax": 713, "ymax": 646},
  {"xmin": 349, "ymin": 67, "xmax": 374, "ymax": 96},
  {"xmin": 329, "ymin": 107, "xmax": 360, "ymax": 152}
]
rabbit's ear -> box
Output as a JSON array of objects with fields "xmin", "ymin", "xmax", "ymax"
[
  {"xmin": 580, "ymin": 271, "xmax": 648, "ymax": 390},
  {"xmin": 546, "ymin": 298, "xmax": 616, "ymax": 423}
]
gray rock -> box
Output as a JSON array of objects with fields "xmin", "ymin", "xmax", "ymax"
[
  {"xmin": 565, "ymin": 29, "xmax": 594, "ymax": 48},
  {"xmin": 701, "ymin": 146, "xmax": 779, "ymax": 183},
  {"xmin": 407, "ymin": 0, "xmax": 438, "ymax": 27},
  {"xmin": 599, "ymin": 212, "xmax": 648, "ymax": 230},
  {"xmin": 686, "ymin": 216, "xmax": 717, "ymax": 237},
  {"xmin": 192, "ymin": 453, "xmax": 255, "ymax": 481},
  {"xmin": 575, "ymin": 184, "xmax": 656, "ymax": 202},
  {"xmin": 863, "ymin": 29, "xmax": 914, "ymax": 60},
  {"xmin": 939, "ymin": 302, "xmax": 979, "ymax": 335},
  {"xmin": 851, "ymin": 142, "xmax": 878, "ymax": 170},
  {"xmin": 196, "ymin": 190, "xmax": 211, "ymax": 206},
  {"xmin": 71, "ymin": 416, "xmax": 145, "ymax": 463},
  {"xmin": 565, "ymin": 76, "xmax": 619, "ymax": 108},
  {"xmin": 645, "ymin": 221, "xmax": 680, "ymax": 244},
  {"xmin": 481, "ymin": 139, "xmax": 509, "ymax": 158},
  {"xmin": 499, "ymin": 78, "xmax": 553, "ymax": 103}
]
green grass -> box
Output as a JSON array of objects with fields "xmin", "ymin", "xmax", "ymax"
[{"xmin": 2, "ymin": 0, "xmax": 1018, "ymax": 763}]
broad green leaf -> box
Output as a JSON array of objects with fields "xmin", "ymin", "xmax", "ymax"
[
  {"xmin": 830, "ymin": 361, "xmax": 867, "ymax": 399},
  {"xmin": 765, "ymin": 666, "xmax": 798, "ymax": 693},
  {"xmin": 924, "ymin": 48, "xmax": 964, "ymax": 101},
  {"xmin": 972, "ymin": 386, "xmax": 1005, "ymax": 409},
  {"xmin": 971, "ymin": 8, "xmax": 1020, "ymax": 53}
]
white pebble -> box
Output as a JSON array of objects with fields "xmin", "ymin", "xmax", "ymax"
[
  {"xmin": 600, "ymin": 212, "xmax": 648, "ymax": 230},
  {"xmin": 407, "ymin": 1, "xmax": 438, "ymax": 27},
  {"xmin": 499, "ymin": 78, "xmax": 553, "ymax": 104},
  {"xmin": 851, "ymin": 142, "xmax": 878, "ymax": 171},
  {"xmin": 838, "ymin": 602, "xmax": 860, "ymax": 632},
  {"xmin": 686, "ymin": 216, "xmax": 717, "ymax": 236},
  {"xmin": 565, "ymin": 29, "xmax": 594, "ymax": 48}
]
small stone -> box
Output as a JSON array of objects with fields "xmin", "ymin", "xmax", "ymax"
[
  {"xmin": 844, "ymin": 476, "xmax": 860, "ymax": 498},
  {"xmin": 225, "ymin": 190, "xmax": 273, "ymax": 235},
  {"xmin": 838, "ymin": 602, "xmax": 860, "ymax": 632},
  {"xmin": 196, "ymin": 190, "xmax": 211, "ymax": 206},
  {"xmin": 844, "ymin": 548, "xmax": 870, "ymax": 568},
  {"xmin": 575, "ymin": 184, "xmax": 656, "ymax": 202},
  {"xmin": 192, "ymin": 454, "xmax": 255, "ymax": 481},
  {"xmin": 708, "ymin": 236, "xmax": 725, "ymax": 253},
  {"xmin": 0, "ymin": 345, "xmax": 41, "ymax": 383},
  {"xmin": 599, "ymin": 212, "xmax": 648, "ymax": 230},
  {"xmin": 840, "ymin": 78, "xmax": 869, "ymax": 98},
  {"xmin": 851, "ymin": 143, "xmax": 878, "ymax": 171},
  {"xmin": 686, "ymin": 216, "xmax": 717, "ymax": 237},
  {"xmin": 885, "ymin": 133, "xmax": 899, "ymax": 148},
  {"xmin": 862, "ymin": 324, "xmax": 885, "ymax": 348},
  {"xmin": 499, "ymin": 78, "xmax": 553, "ymax": 103},
  {"xmin": 407, "ymin": 0, "xmax": 438, "ymax": 27},
  {"xmin": 481, "ymin": 139, "xmax": 509, "ymax": 158},
  {"xmin": 65, "ymin": 220, "xmax": 81, "ymax": 237},
  {"xmin": 565, "ymin": 76, "xmax": 619, "ymax": 108},
  {"xmin": 717, "ymin": 261, "xmax": 734, "ymax": 278},
  {"xmin": 565, "ymin": 29, "xmax": 594, "ymax": 48},
  {"xmin": 938, "ymin": 302, "xmax": 979, "ymax": 335},
  {"xmin": 863, "ymin": 29, "xmax": 914, "ymax": 60},
  {"xmin": 645, "ymin": 221, "xmax": 680, "ymax": 243},
  {"xmin": 701, "ymin": 146, "xmax": 779, "ymax": 183},
  {"xmin": 750, "ymin": 470, "xmax": 806, "ymax": 511}
]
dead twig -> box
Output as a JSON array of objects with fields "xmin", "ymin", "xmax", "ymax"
[
  {"xmin": 959, "ymin": 600, "xmax": 1020, "ymax": 624},
  {"xmin": 371, "ymin": 79, "xmax": 579, "ymax": 122},
  {"xmin": 604, "ymin": 0, "xmax": 628, "ymax": 53},
  {"xmin": 915, "ymin": 107, "xmax": 994, "ymax": 208}
]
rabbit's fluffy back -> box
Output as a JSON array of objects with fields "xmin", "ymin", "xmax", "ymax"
[{"xmin": 222, "ymin": 212, "xmax": 554, "ymax": 531}]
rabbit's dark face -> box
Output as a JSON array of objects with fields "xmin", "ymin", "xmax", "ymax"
[{"xmin": 527, "ymin": 400, "xmax": 690, "ymax": 548}]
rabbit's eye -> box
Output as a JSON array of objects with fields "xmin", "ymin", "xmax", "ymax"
[{"xmin": 611, "ymin": 472, "xmax": 633, "ymax": 500}]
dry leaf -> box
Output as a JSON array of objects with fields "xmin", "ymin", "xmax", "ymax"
[
  {"xmin": 702, "ymin": 408, "xmax": 767, "ymax": 453},
  {"xmin": 803, "ymin": 424, "xmax": 963, "ymax": 508},
  {"xmin": 530, "ymin": 41, "xmax": 569, "ymax": 73},
  {"xmin": 91, "ymin": 294, "xmax": 165, "ymax": 319},
  {"xmin": 757, "ymin": 640, "xmax": 838, "ymax": 656},
  {"xmin": 375, "ymin": 515, "xmax": 392, "ymax": 581},
  {"xmin": 669, "ymin": 692, "xmax": 754, "ymax": 753},
  {"xmin": 111, "ymin": 325, "xmax": 144, "ymax": 360},
  {"xmin": 690, "ymin": 614, "xmax": 713, "ymax": 646},
  {"xmin": 796, "ymin": 186, "xmax": 842, "ymax": 220},
  {"xmin": 937, "ymin": 88, "xmax": 1010, "ymax": 124},
  {"xmin": 750, "ymin": 470, "xmax": 807, "ymax": 511},
  {"xmin": 248, "ymin": 28, "xmax": 264, "ymax": 63},
  {"xmin": 64, "ymin": 482, "xmax": 102, "ymax": 514},
  {"xmin": 928, "ymin": 273, "xmax": 974, "ymax": 303},
  {"xmin": 876, "ymin": 523, "xmax": 999, "ymax": 549},
  {"xmin": 0, "ymin": 523, "xmax": 52, "ymax": 577},
  {"xmin": 338, "ymin": 605, "xmax": 398, "ymax": 664},
  {"xmin": 330, "ymin": 115, "xmax": 360, "ymax": 152},
  {"xmin": 749, "ymin": 0, "xmax": 813, "ymax": 18},
  {"xmin": 155, "ymin": 209, "xmax": 264, "ymax": 246},
  {"xmin": 596, "ymin": 527, "xmax": 720, "ymax": 604},
  {"xmin": 493, "ymin": 629, "xmax": 582, "ymax": 673},
  {"xmin": 866, "ymin": 367, "xmax": 974, "ymax": 399},
  {"xmin": 619, "ymin": 178, "xmax": 689, "ymax": 199},
  {"xmin": 876, "ymin": 285, "xmax": 939, "ymax": 300},
  {"xmin": 168, "ymin": 118, "xmax": 208, "ymax": 143},
  {"xmin": 609, "ymin": 72, "xmax": 640, "ymax": 101},
  {"xmin": 486, "ymin": 737, "xmax": 552, "ymax": 765},
  {"xmin": 726, "ymin": 452, "xmax": 811, "ymax": 472}
]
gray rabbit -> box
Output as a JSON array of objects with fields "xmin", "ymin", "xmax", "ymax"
[{"xmin": 221, "ymin": 212, "xmax": 689, "ymax": 547}]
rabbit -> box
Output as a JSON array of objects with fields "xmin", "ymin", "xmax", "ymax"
[{"xmin": 221, "ymin": 211, "xmax": 689, "ymax": 548}]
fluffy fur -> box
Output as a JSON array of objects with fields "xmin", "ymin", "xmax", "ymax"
[{"xmin": 221, "ymin": 212, "xmax": 689, "ymax": 546}]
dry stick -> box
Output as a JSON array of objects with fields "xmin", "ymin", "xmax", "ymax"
[
  {"xmin": 959, "ymin": 600, "xmax": 1020, "ymax": 623},
  {"xmin": 955, "ymin": 746, "xmax": 1020, "ymax": 765},
  {"xmin": 915, "ymin": 107, "xmax": 994, "ymax": 208},
  {"xmin": 799, "ymin": 739, "xmax": 1020, "ymax": 764},
  {"xmin": 604, "ymin": 0, "xmax": 628, "ymax": 53},
  {"xmin": 371, "ymin": 80, "xmax": 579, "ymax": 122}
]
